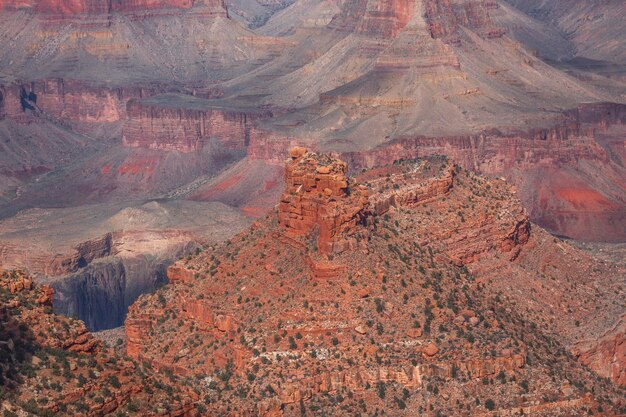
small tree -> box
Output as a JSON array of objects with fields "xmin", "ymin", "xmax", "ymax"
[{"xmin": 485, "ymin": 399, "xmax": 495, "ymax": 411}]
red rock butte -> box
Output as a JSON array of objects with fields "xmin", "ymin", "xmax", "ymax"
[
  {"xmin": 279, "ymin": 147, "xmax": 369, "ymax": 254},
  {"xmin": 121, "ymin": 150, "xmax": 624, "ymax": 416}
]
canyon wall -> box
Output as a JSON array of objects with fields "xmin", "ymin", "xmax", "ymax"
[
  {"xmin": 356, "ymin": 0, "xmax": 416, "ymax": 38},
  {"xmin": 424, "ymin": 0, "xmax": 505, "ymax": 41},
  {"xmin": 249, "ymin": 103, "xmax": 626, "ymax": 164},
  {"xmin": 0, "ymin": 0, "xmax": 227, "ymax": 15},
  {"xmin": 50, "ymin": 259, "xmax": 128, "ymax": 331},
  {"xmin": 122, "ymin": 99, "xmax": 272, "ymax": 152},
  {"xmin": 0, "ymin": 79, "xmax": 165, "ymax": 127},
  {"xmin": 0, "ymin": 233, "xmax": 112, "ymax": 277},
  {"xmin": 343, "ymin": 103, "xmax": 626, "ymax": 171},
  {"xmin": 49, "ymin": 254, "xmax": 175, "ymax": 331}
]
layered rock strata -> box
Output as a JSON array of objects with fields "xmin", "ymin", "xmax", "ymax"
[
  {"xmin": 0, "ymin": 0, "xmax": 226, "ymax": 16},
  {"xmin": 278, "ymin": 147, "xmax": 369, "ymax": 254},
  {"xmin": 0, "ymin": 79, "xmax": 161, "ymax": 126},
  {"xmin": 122, "ymin": 98, "xmax": 272, "ymax": 152}
]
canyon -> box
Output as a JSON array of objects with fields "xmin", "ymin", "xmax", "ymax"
[
  {"xmin": 0, "ymin": 269, "xmax": 201, "ymax": 415},
  {"xmin": 0, "ymin": 5, "xmax": 624, "ymax": 415},
  {"xmin": 1, "ymin": 146, "xmax": 624, "ymax": 415},
  {"xmin": 0, "ymin": 200, "xmax": 250, "ymax": 329}
]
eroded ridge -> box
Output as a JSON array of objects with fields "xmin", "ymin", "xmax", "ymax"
[{"xmin": 125, "ymin": 150, "xmax": 624, "ymax": 416}]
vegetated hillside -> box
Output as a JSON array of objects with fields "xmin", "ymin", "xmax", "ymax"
[
  {"xmin": 125, "ymin": 149, "xmax": 626, "ymax": 416},
  {"xmin": 0, "ymin": 270, "xmax": 199, "ymax": 416}
]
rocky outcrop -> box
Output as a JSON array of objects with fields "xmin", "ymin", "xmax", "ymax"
[
  {"xmin": 167, "ymin": 264, "xmax": 195, "ymax": 284},
  {"xmin": 440, "ymin": 213, "xmax": 531, "ymax": 264},
  {"xmin": 574, "ymin": 318, "xmax": 626, "ymax": 386},
  {"xmin": 122, "ymin": 98, "xmax": 272, "ymax": 152},
  {"xmin": 1, "ymin": 270, "xmax": 101, "ymax": 355},
  {"xmin": 125, "ymin": 308, "xmax": 157, "ymax": 359},
  {"xmin": 123, "ymin": 151, "xmax": 623, "ymax": 415},
  {"xmin": 0, "ymin": 79, "xmax": 165, "ymax": 130},
  {"xmin": 424, "ymin": 0, "xmax": 505, "ymax": 42},
  {"xmin": 360, "ymin": 158, "xmax": 530, "ymax": 263},
  {"xmin": 341, "ymin": 103, "xmax": 626, "ymax": 242},
  {"xmin": 367, "ymin": 163, "xmax": 455, "ymax": 215},
  {"xmin": 278, "ymin": 147, "xmax": 369, "ymax": 254},
  {"xmin": 48, "ymin": 233, "xmax": 113, "ymax": 275}
]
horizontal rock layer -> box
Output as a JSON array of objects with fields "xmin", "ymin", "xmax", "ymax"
[
  {"xmin": 0, "ymin": 79, "xmax": 165, "ymax": 128},
  {"xmin": 0, "ymin": 0, "xmax": 227, "ymax": 15},
  {"xmin": 122, "ymin": 99, "xmax": 272, "ymax": 152},
  {"xmin": 278, "ymin": 148, "xmax": 370, "ymax": 254}
]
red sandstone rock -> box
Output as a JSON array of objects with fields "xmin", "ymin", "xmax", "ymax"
[
  {"xmin": 278, "ymin": 149, "xmax": 369, "ymax": 254},
  {"xmin": 122, "ymin": 98, "xmax": 271, "ymax": 153},
  {"xmin": 422, "ymin": 342, "xmax": 439, "ymax": 358},
  {"xmin": 167, "ymin": 264, "xmax": 195, "ymax": 284}
]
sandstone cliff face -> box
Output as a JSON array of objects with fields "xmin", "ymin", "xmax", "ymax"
[
  {"xmin": 0, "ymin": 232, "xmax": 113, "ymax": 277},
  {"xmin": 0, "ymin": 79, "xmax": 159, "ymax": 126},
  {"xmin": 122, "ymin": 98, "xmax": 271, "ymax": 153},
  {"xmin": 424, "ymin": 0, "xmax": 504, "ymax": 41},
  {"xmin": 356, "ymin": 0, "xmax": 415, "ymax": 38},
  {"xmin": 278, "ymin": 147, "xmax": 369, "ymax": 254},
  {"xmin": 53, "ymin": 232, "xmax": 113, "ymax": 275}
]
